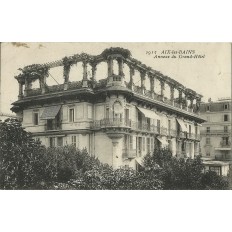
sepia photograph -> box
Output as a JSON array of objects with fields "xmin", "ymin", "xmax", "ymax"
[{"xmin": 0, "ymin": 42, "xmax": 231, "ymax": 190}]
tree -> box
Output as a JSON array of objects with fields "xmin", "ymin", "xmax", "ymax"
[
  {"xmin": 143, "ymin": 147, "xmax": 228, "ymax": 190},
  {"xmin": 0, "ymin": 118, "xmax": 49, "ymax": 189}
]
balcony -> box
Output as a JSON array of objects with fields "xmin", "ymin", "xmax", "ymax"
[
  {"xmin": 91, "ymin": 119, "xmax": 200, "ymax": 141},
  {"xmin": 91, "ymin": 118, "xmax": 131, "ymax": 129},
  {"xmin": 187, "ymin": 133, "xmax": 195, "ymax": 140},
  {"xmin": 220, "ymin": 141, "xmax": 231, "ymax": 148},
  {"xmin": 167, "ymin": 129, "xmax": 177, "ymax": 137},
  {"xmin": 195, "ymin": 134, "xmax": 201, "ymax": 141},
  {"xmin": 178, "ymin": 131, "xmax": 186, "ymax": 139},
  {"xmin": 122, "ymin": 149, "xmax": 136, "ymax": 159},
  {"xmin": 45, "ymin": 121, "xmax": 62, "ymax": 131},
  {"xmin": 201, "ymin": 129, "xmax": 230, "ymax": 136}
]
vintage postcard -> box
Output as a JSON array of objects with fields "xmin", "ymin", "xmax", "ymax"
[{"xmin": 0, "ymin": 42, "xmax": 231, "ymax": 190}]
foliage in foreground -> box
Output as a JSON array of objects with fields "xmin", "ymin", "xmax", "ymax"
[
  {"xmin": 0, "ymin": 119, "xmax": 162, "ymax": 190},
  {"xmin": 143, "ymin": 148, "xmax": 229, "ymax": 190},
  {"xmin": 0, "ymin": 118, "xmax": 229, "ymax": 190}
]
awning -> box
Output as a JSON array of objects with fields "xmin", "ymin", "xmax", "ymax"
[
  {"xmin": 137, "ymin": 107, "xmax": 160, "ymax": 120},
  {"xmin": 176, "ymin": 119, "xmax": 188, "ymax": 132},
  {"xmin": 135, "ymin": 157, "xmax": 144, "ymax": 166},
  {"xmin": 40, "ymin": 105, "xmax": 61, "ymax": 120},
  {"xmin": 156, "ymin": 137, "xmax": 169, "ymax": 146}
]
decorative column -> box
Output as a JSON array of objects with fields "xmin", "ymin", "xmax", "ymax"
[
  {"xmin": 24, "ymin": 78, "xmax": 29, "ymax": 97},
  {"xmin": 183, "ymin": 93, "xmax": 188, "ymax": 109},
  {"xmin": 140, "ymin": 71, "xmax": 146, "ymax": 94},
  {"xmin": 63, "ymin": 64, "xmax": 71, "ymax": 90},
  {"xmin": 129, "ymin": 66, "xmax": 134, "ymax": 90},
  {"xmin": 178, "ymin": 89, "xmax": 183, "ymax": 108},
  {"xmin": 107, "ymin": 56, "xmax": 113, "ymax": 76},
  {"xmin": 189, "ymin": 97, "xmax": 194, "ymax": 112},
  {"xmin": 18, "ymin": 81, "xmax": 23, "ymax": 99},
  {"xmin": 82, "ymin": 60, "xmax": 88, "ymax": 88},
  {"xmin": 195, "ymin": 97, "xmax": 201, "ymax": 113},
  {"xmin": 149, "ymin": 74, "xmax": 155, "ymax": 98},
  {"xmin": 170, "ymin": 85, "xmax": 175, "ymax": 105},
  {"xmin": 91, "ymin": 63, "xmax": 97, "ymax": 87},
  {"xmin": 160, "ymin": 80, "xmax": 165, "ymax": 101},
  {"xmin": 117, "ymin": 58, "xmax": 124, "ymax": 76},
  {"xmin": 40, "ymin": 76, "xmax": 46, "ymax": 94}
]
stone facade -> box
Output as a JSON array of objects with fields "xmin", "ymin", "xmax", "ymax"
[
  {"xmin": 199, "ymin": 98, "xmax": 231, "ymax": 176},
  {"xmin": 11, "ymin": 47, "xmax": 205, "ymax": 169},
  {"xmin": 200, "ymin": 98, "xmax": 231, "ymax": 160}
]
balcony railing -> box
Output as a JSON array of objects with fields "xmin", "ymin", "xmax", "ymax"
[
  {"xmin": 220, "ymin": 141, "xmax": 231, "ymax": 147},
  {"xmin": 45, "ymin": 121, "xmax": 62, "ymax": 131},
  {"xmin": 201, "ymin": 130, "xmax": 230, "ymax": 135},
  {"xmin": 91, "ymin": 118, "xmax": 131, "ymax": 129},
  {"xmin": 91, "ymin": 118, "xmax": 200, "ymax": 140},
  {"xmin": 178, "ymin": 131, "xmax": 186, "ymax": 139},
  {"xmin": 167, "ymin": 129, "xmax": 177, "ymax": 137},
  {"xmin": 122, "ymin": 149, "xmax": 136, "ymax": 158}
]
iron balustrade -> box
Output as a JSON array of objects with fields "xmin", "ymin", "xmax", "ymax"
[
  {"xmin": 122, "ymin": 149, "xmax": 137, "ymax": 158},
  {"xmin": 201, "ymin": 130, "xmax": 231, "ymax": 135},
  {"xmin": 168, "ymin": 129, "xmax": 177, "ymax": 137},
  {"xmin": 195, "ymin": 134, "xmax": 201, "ymax": 140},
  {"xmin": 178, "ymin": 131, "xmax": 186, "ymax": 139},
  {"xmin": 220, "ymin": 141, "xmax": 231, "ymax": 147},
  {"xmin": 91, "ymin": 118, "xmax": 131, "ymax": 129},
  {"xmin": 91, "ymin": 119, "xmax": 200, "ymax": 141},
  {"xmin": 45, "ymin": 121, "xmax": 62, "ymax": 131},
  {"xmin": 112, "ymin": 75, "xmax": 122, "ymax": 82}
]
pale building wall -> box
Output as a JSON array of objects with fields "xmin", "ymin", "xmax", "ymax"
[{"xmin": 94, "ymin": 132, "xmax": 113, "ymax": 166}]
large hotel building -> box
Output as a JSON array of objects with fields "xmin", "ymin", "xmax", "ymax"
[
  {"xmin": 11, "ymin": 47, "xmax": 205, "ymax": 169},
  {"xmin": 199, "ymin": 98, "xmax": 231, "ymax": 176}
]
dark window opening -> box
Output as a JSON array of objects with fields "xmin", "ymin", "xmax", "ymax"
[{"xmin": 33, "ymin": 112, "xmax": 39, "ymax": 125}]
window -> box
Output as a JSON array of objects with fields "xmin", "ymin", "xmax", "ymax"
[
  {"xmin": 224, "ymin": 114, "xmax": 229, "ymax": 122},
  {"xmin": 222, "ymin": 137, "xmax": 229, "ymax": 145},
  {"xmin": 33, "ymin": 112, "xmax": 39, "ymax": 125},
  {"xmin": 189, "ymin": 125, "xmax": 191, "ymax": 134},
  {"xmin": 224, "ymin": 126, "xmax": 228, "ymax": 133},
  {"xmin": 209, "ymin": 166, "xmax": 221, "ymax": 176},
  {"xmin": 106, "ymin": 107, "xmax": 109, "ymax": 119},
  {"xmin": 181, "ymin": 142, "xmax": 185, "ymax": 152},
  {"xmin": 69, "ymin": 108, "xmax": 75, "ymax": 122},
  {"xmin": 206, "ymin": 127, "xmax": 210, "ymax": 133},
  {"xmin": 87, "ymin": 105, "xmax": 92, "ymax": 119},
  {"xmin": 206, "ymin": 116, "xmax": 210, "ymax": 122},
  {"xmin": 206, "ymin": 105, "xmax": 210, "ymax": 111},
  {"xmin": 49, "ymin": 137, "xmax": 55, "ymax": 147},
  {"xmin": 206, "ymin": 137, "xmax": 210, "ymax": 145},
  {"xmin": 71, "ymin": 136, "xmax": 76, "ymax": 147},
  {"xmin": 57, "ymin": 137, "xmax": 63, "ymax": 147},
  {"xmin": 224, "ymin": 104, "xmax": 228, "ymax": 110},
  {"xmin": 142, "ymin": 137, "xmax": 145, "ymax": 151},
  {"xmin": 206, "ymin": 152, "xmax": 210, "ymax": 156},
  {"xmin": 147, "ymin": 138, "xmax": 150, "ymax": 153},
  {"xmin": 125, "ymin": 108, "xmax": 130, "ymax": 123}
]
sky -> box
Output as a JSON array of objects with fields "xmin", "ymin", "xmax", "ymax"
[{"xmin": 0, "ymin": 42, "xmax": 231, "ymax": 114}]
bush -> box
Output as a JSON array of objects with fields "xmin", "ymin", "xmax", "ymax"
[
  {"xmin": 0, "ymin": 119, "xmax": 48, "ymax": 189},
  {"xmin": 143, "ymin": 147, "xmax": 229, "ymax": 190}
]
